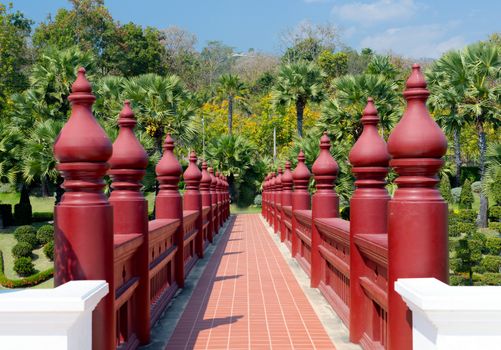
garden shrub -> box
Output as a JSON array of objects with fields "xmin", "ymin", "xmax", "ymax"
[
  {"xmin": 0, "ymin": 251, "xmax": 53, "ymax": 288},
  {"xmin": 471, "ymin": 181, "xmax": 482, "ymax": 194},
  {"xmin": 457, "ymin": 209, "xmax": 477, "ymax": 223},
  {"xmin": 32, "ymin": 212, "xmax": 54, "ymax": 222},
  {"xmin": 0, "ymin": 204, "xmax": 14, "ymax": 227},
  {"xmin": 486, "ymin": 236, "xmax": 501, "ymax": 255},
  {"xmin": 44, "ymin": 241, "xmax": 54, "ymax": 261},
  {"xmin": 36, "ymin": 225, "xmax": 54, "ymax": 245},
  {"xmin": 450, "ymin": 222, "xmax": 476, "ymax": 236},
  {"xmin": 11, "ymin": 242, "xmax": 32, "ymax": 258},
  {"xmin": 481, "ymin": 255, "xmax": 501, "ymax": 273},
  {"xmin": 253, "ymin": 194, "xmax": 262, "ymax": 206},
  {"xmin": 17, "ymin": 233, "xmax": 39, "ymax": 249},
  {"xmin": 451, "ymin": 187, "xmax": 462, "ymax": 204},
  {"xmin": 449, "ymin": 274, "xmax": 469, "ymax": 286},
  {"xmin": 488, "ymin": 222, "xmax": 501, "ymax": 232},
  {"xmin": 14, "ymin": 202, "xmax": 32, "ymax": 225},
  {"xmin": 13, "ymin": 257, "xmax": 36, "ymax": 277},
  {"xmin": 13, "ymin": 225, "xmax": 36, "ymax": 240},
  {"xmin": 489, "ymin": 206, "xmax": 501, "ymax": 221},
  {"xmin": 459, "ymin": 179, "xmax": 473, "ymax": 209},
  {"xmin": 480, "ymin": 272, "xmax": 501, "ymax": 286},
  {"xmin": 439, "ymin": 176, "xmax": 453, "ymax": 203}
]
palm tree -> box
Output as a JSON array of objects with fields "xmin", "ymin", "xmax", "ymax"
[
  {"xmin": 272, "ymin": 61, "xmax": 325, "ymax": 137},
  {"xmin": 482, "ymin": 143, "xmax": 501, "ymax": 206},
  {"xmin": 427, "ymin": 52, "xmax": 469, "ymax": 187},
  {"xmin": 216, "ymin": 74, "xmax": 248, "ymax": 135},
  {"xmin": 459, "ymin": 42, "xmax": 500, "ymax": 227}
]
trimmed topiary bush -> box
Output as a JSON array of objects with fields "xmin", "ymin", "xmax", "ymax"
[
  {"xmin": 486, "ymin": 236, "xmax": 501, "ymax": 255},
  {"xmin": 36, "ymin": 225, "xmax": 54, "ymax": 245},
  {"xmin": 439, "ymin": 176, "xmax": 453, "ymax": 203},
  {"xmin": 44, "ymin": 241, "xmax": 54, "ymax": 261},
  {"xmin": 13, "ymin": 225, "xmax": 36, "ymax": 240},
  {"xmin": 489, "ymin": 206, "xmax": 501, "ymax": 221},
  {"xmin": 457, "ymin": 209, "xmax": 477, "ymax": 223},
  {"xmin": 0, "ymin": 251, "xmax": 53, "ymax": 288},
  {"xmin": 480, "ymin": 272, "xmax": 501, "ymax": 286},
  {"xmin": 451, "ymin": 187, "xmax": 462, "ymax": 204},
  {"xmin": 481, "ymin": 255, "xmax": 501, "ymax": 273},
  {"xmin": 459, "ymin": 179, "xmax": 473, "ymax": 209},
  {"xmin": 32, "ymin": 212, "xmax": 54, "ymax": 222},
  {"xmin": 253, "ymin": 194, "xmax": 262, "ymax": 206},
  {"xmin": 471, "ymin": 181, "xmax": 482, "ymax": 194},
  {"xmin": 11, "ymin": 242, "xmax": 32, "ymax": 258},
  {"xmin": 489, "ymin": 222, "xmax": 501, "ymax": 232},
  {"xmin": 13, "ymin": 257, "xmax": 36, "ymax": 277},
  {"xmin": 17, "ymin": 233, "xmax": 39, "ymax": 249}
]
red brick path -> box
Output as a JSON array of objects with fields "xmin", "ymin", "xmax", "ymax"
[{"xmin": 167, "ymin": 214, "xmax": 336, "ymax": 350}]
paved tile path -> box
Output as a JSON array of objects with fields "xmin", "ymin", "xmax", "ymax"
[{"xmin": 167, "ymin": 214, "xmax": 336, "ymax": 350}]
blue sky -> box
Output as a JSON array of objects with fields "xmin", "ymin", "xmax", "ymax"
[{"xmin": 12, "ymin": 0, "xmax": 501, "ymax": 58}]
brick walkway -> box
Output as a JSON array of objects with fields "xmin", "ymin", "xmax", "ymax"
[{"xmin": 167, "ymin": 214, "xmax": 336, "ymax": 350}]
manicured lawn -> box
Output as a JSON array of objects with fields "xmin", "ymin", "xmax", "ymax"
[
  {"xmin": 0, "ymin": 193, "xmax": 55, "ymax": 213},
  {"xmin": 230, "ymin": 204, "xmax": 261, "ymax": 214}
]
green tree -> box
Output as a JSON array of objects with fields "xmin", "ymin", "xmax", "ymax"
[
  {"xmin": 283, "ymin": 37, "xmax": 323, "ymax": 63},
  {"xmin": 482, "ymin": 143, "xmax": 501, "ymax": 205},
  {"xmin": 200, "ymin": 41, "xmax": 234, "ymax": 86},
  {"xmin": 439, "ymin": 175, "xmax": 453, "ymax": 204},
  {"xmin": 317, "ymin": 50, "xmax": 348, "ymax": 80},
  {"xmin": 272, "ymin": 61, "xmax": 325, "ymax": 137},
  {"xmin": 459, "ymin": 179, "xmax": 474, "ymax": 209},
  {"xmin": 216, "ymin": 74, "xmax": 248, "ymax": 135},
  {"xmin": 454, "ymin": 232, "xmax": 485, "ymax": 285}
]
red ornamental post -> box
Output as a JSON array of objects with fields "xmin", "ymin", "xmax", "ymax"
[
  {"xmin": 274, "ymin": 168, "xmax": 283, "ymax": 233},
  {"xmin": 291, "ymin": 150, "xmax": 311, "ymax": 258},
  {"xmin": 311, "ymin": 132, "xmax": 339, "ymax": 287},
  {"xmin": 223, "ymin": 175, "xmax": 229, "ymax": 220},
  {"xmin": 184, "ymin": 151, "xmax": 203, "ymax": 258},
  {"xmin": 108, "ymin": 101, "xmax": 150, "ymax": 344},
  {"xmin": 200, "ymin": 161, "xmax": 213, "ymax": 243},
  {"xmin": 270, "ymin": 173, "xmax": 276, "ymax": 225},
  {"xmin": 387, "ymin": 65, "xmax": 448, "ymax": 350},
  {"xmin": 262, "ymin": 175, "xmax": 268, "ymax": 217},
  {"xmin": 280, "ymin": 162, "xmax": 293, "ymax": 242},
  {"xmin": 348, "ymin": 98, "xmax": 391, "ymax": 343},
  {"xmin": 216, "ymin": 172, "xmax": 223, "ymax": 229},
  {"xmin": 209, "ymin": 168, "xmax": 218, "ymax": 235},
  {"xmin": 155, "ymin": 134, "xmax": 184, "ymax": 287},
  {"xmin": 53, "ymin": 68, "xmax": 115, "ymax": 350},
  {"xmin": 265, "ymin": 174, "xmax": 271, "ymax": 223}
]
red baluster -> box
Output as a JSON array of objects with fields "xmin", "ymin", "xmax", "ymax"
[
  {"xmin": 311, "ymin": 132, "xmax": 339, "ymax": 287},
  {"xmin": 209, "ymin": 168, "xmax": 218, "ymax": 235},
  {"xmin": 280, "ymin": 162, "xmax": 293, "ymax": 243},
  {"xmin": 155, "ymin": 134, "xmax": 184, "ymax": 287},
  {"xmin": 184, "ymin": 151, "xmax": 203, "ymax": 258},
  {"xmin": 387, "ymin": 65, "xmax": 448, "ymax": 350},
  {"xmin": 291, "ymin": 150, "xmax": 311, "ymax": 258},
  {"xmin": 200, "ymin": 161, "xmax": 213, "ymax": 243},
  {"xmin": 274, "ymin": 168, "xmax": 283, "ymax": 233},
  {"xmin": 54, "ymin": 67, "xmax": 114, "ymax": 350},
  {"xmin": 348, "ymin": 98, "xmax": 391, "ymax": 343}
]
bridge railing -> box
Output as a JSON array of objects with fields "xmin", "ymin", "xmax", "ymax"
[
  {"xmin": 262, "ymin": 64, "xmax": 448, "ymax": 350},
  {"xmin": 52, "ymin": 68, "xmax": 230, "ymax": 350}
]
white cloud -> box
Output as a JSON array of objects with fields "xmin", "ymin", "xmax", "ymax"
[
  {"xmin": 333, "ymin": 0, "xmax": 418, "ymax": 24},
  {"xmin": 359, "ymin": 24, "xmax": 466, "ymax": 58}
]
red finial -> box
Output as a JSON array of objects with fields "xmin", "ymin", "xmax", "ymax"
[
  {"xmin": 349, "ymin": 98, "xmax": 390, "ymax": 167},
  {"xmin": 184, "ymin": 150, "xmax": 202, "ymax": 190},
  {"xmin": 200, "ymin": 161, "xmax": 211, "ymax": 191},
  {"xmin": 209, "ymin": 167, "xmax": 218, "ymax": 191},
  {"xmin": 109, "ymin": 101, "xmax": 148, "ymax": 170},
  {"xmin": 156, "ymin": 134, "xmax": 182, "ymax": 190},
  {"xmin": 276, "ymin": 167, "xmax": 283, "ymax": 190},
  {"xmin": 292, "ymin": 149, "xmax": 311, "ymax": 190},
  {"xmin": 387, "ymin": 64, "xmax": 447, "ymax": 159},
  {"xmin": 54, "ymin": 67, "xmax": 111, "ymax": 164},
  {"xmin": 312, "ymin": 132, "xmax": 338, "ymax": 190},
  {"xmin": 281, "ymin": 161, "xmax": 293, "ymax": 190}
]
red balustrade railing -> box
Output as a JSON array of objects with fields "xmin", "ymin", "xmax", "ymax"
[
  {"xmin": 261, "ymin": 65, "xmax": 448, "ymax": 350},
  {"xmin": 53, "ymin": 69, "xmax": 231, "ymax": 350}
]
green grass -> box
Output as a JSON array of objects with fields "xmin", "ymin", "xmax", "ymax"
[
  {"xmin": 0, "ymin": 193, "xmax": 55, "ymax": 213},
  {"xmin": 230, "ymin": 204, "xmax": 261, "ymax": 214}
]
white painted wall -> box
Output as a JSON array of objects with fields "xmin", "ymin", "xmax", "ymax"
[
  {"xmin": 0, "ymin": 280, "xmax": 108, "ymax": 350},
  {"xmin": 395, "ymin": 278, "xmax": 501, "ymax": 350}
]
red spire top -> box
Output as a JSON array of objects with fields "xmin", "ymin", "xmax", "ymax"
[
  {"xmin": 183, "ymin": 150, "xmax": 202, "ymax": 190},
  {"xmin": 292, "ymin": 149, "xmax": 311, "ymax": 190},
  {"xmin": 276, "ymin": 167, "xmax": 283, "ymax": 190},
  {"xmin": 109, "ymin": 101, "xmax": 148, "ymax": 170},
  {"xmin": 54, "ymin": 67, "xmax": 111, "ymax": 164},
  {"xmin": 349, "ymin": 98, "xmax": 390, "ymax": 167},
  {"xmin": 387, "ymin": 64, "xmax": 447, "ymax": 159},
  {"xmin": 200, "ymin": 161, "xmax": 211, "ymax": 191},
  {"xmin": 156, "ymin": 134, "xmax": 182, "ymax": 190},
  {"xmin": 215, "ymin": 171, "xmax": 223, "ymax": 191},
  {"xmin": 209, "ymin": 167, "xmax": 217, "ymax": 191},
  {"xmin": 281, "ymin": 161, "xmax": 293, "ymax": 191},
  {"xmin": 270, "ymin": 172, "xmax": 276, "ymax": 189},
  {"xmin": 312, "ymin": 132, "xmax": 338, "ymax": 190}
]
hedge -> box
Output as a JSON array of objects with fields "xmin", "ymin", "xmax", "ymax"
[
  {"xmin": 44, "ymin": 241, "xmax": 54, "ymax": 261},
  {"xmin": 32, "ymin": 212, "xmax": 54, "ymax": 222},
  {"xmin": 11, "ymin": 242, "xmax": 32, "ymax": 258},
  {"xmin": 37, "ymin": 225, "xmax": 54, "ymax": 245},
  {"xmin": 0, "ymin": 251, "xmax": 53, "ymax": 288},
  {"xmin": 13, "ymin": 225, "xmax": 36, "ymax": 240}
]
